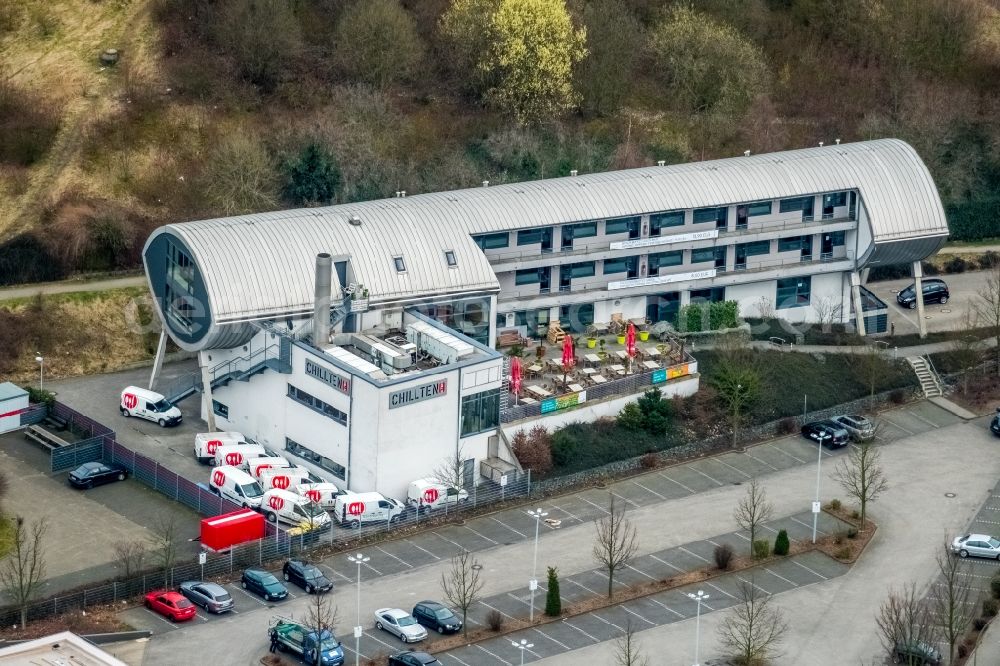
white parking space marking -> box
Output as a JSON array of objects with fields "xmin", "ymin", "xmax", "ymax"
[
  {"xmin": 591, "ymin": 611, "xmax": 625, "ymax": 632},
  {"xmin": 621, "ymin": 604, "xmax": 656, "ymax": 625},
  {"xmin": 533, "ymin": 626, "xmax": 573, "ymax": 650},
  {"xmin": 474, "ymin": 643, "xmax": 513, "ymax": 665},
  {"xmin": 791, "ymin": 559, "xmax": 828, "ymax": 580},
  {"xmin": 625, "ymin": 563, "xmax": 658, "ymax": 580},
  {"xmin": 736, "ymin": 575, "xmax": 771, "ymax": 596},
  {"xmin": 591, "ymin": 569, "xmax": 628, "ymax": 587},
  {"xmin": 763, "ymin": 567, "xmax": 798, "ymax": 587},
  {"xmin": 232, "ymin": 587, "xmax": 268, "ymax": 606},
  {"xmin": 195, "ymin": 612, "xmax": 210, "ymax": 622},
  {"xmin": 687, "ymin": 465, "xmax": 724, "ymax": 486},
  {"xmin": 909, "ymin": 410, "xmax": 942, "ymax": 429},
  {"xmin": 548, "ymin": 503, "xmax": 583, "ymax": 523},
  {"xmin": 143, "ymin": 609, "xmax": 180, "ymax": 628},
  {"xmin": 881, "ymin": 414, "xmax": 915, "ymax": 435},
  {"xmin": 506, "ymin": 592, "xmax": 530, "ymax": 607},
  {"xmin": 679, "ymin": 546, "xmax": 711, "ymax": 563},
  {"xmin": 567, "ymin": 578, "xmax": 602, "ymax": 596},
  {"xmin": 321, "ymin": 564, "xmax": 353, "ymax": 582},
  {"xmin": 631, "ymin": 479, "xmax": 666, "ymax": 500},
  {"xmin": 479, "ymin": 600, "xmax": 518, "ymax": 620},
  {"xmin": 375, "ymin": 546, "xmax": 413, "ymax": 568},
  {"xmin": 649, "ymin": 554, "xmax": 684, "ymax": 572},
  {"xmin": 707, "ymin": 582, "xmax": 736, "ymax": 599},
  {"xmin": 578, "ymin": 495, "xmax": 613, "ymax": 513},
  {"xmin": 562, "ymin": 618, "xmax": 601, "ymax": 642},
  {"xmin": 491, "ymin": 517, "xmax": 527, "ymax": 538},
  {"xmin": 341, "ymin": 644, "xmax": 369, "ymax": 660},
  {"xmin": 791, "ymin": 516, "xmax": 828, "ymax": 536},
  {"xmin": 741, "ymin": 450, "xmax": 779, "ymax": 471},
  {"xmin": 712, "ymin": 457, "xmax": 753, "ymax": 478},
  {"xmin": 767, "ymin": 443, "xmax": 806, "ymax": 464},
  {"xmin": 647, "ymin": 597, "xmax": 685, "ymax": 618},
  {"xmin": 404, "ymin": 538, "xmax": 441, "ymax": 560},
  {"xmin": 432, "ymin": 531, "xmax": 468, "ymax": 551},
  {"xmin": 441, "ymin": 653, "xmax": 474, "ymax": 666},
  {"xmin": 462, "ymin": 524, "xmax": 499, "ymax": 545},
  {"xmin": 366, "ymin": 631, "xmax": 404, "ymax": 652},
  {"xmin": 608, "ymin": 490, "xmax": 641, "ymax": 509},
  {"xmin": 657, "ymin": 472, "xmax": 695, "ymax": 494}
]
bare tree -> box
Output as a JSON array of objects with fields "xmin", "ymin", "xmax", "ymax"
[
  {"xmin": 0, "ymin": 517, "xmax": 47, "ymax": 627},
  {"xmin": 754, "ymin": 295, "xmax": 775, "ymax": 320},
  {"xmin": 152, "ymin": 514, "xmax": 180, "ymax": 588},
  {"xmin": 593, "ymin": 494, "xmax": 639, "ymax": 598},
  {"xmin": 853, "ymin": 345, "xmax": 891, "ymax": 399},
  {"xmin": 614, "ymin": 618, "xmax": 650, "ymax": 666},
  {"xmin": 876, "ymin": 582, "xmax": 938, "ymax": 665},
  {"xmin": 971, "ymin": 265, "xmax": 1000, "ymax": 373},
  {"xmin": 306, "ymin": 589, "xmax": 340, "ymax": 666},
  {"xmin": 432, "ymin": 445, "xmax": 466, "ymax": 516},
  {"xmin": 812, "ymin": 296, "xmax": 843, "ymax": 330},
  {"xmin": 112, "ymin": 540, "xmax": 147, "ymax": 580},
  {"xmin": 440, "ymin": 549, "xmax": 484, "ymax": 638},
  {"xmin": 717, "ymin": 577, "xmax": 788, "ymax": 665},
  {"xmin": 933, "ymin": 541, "xmax": 976, "ymax": 664},
  {"xmin": 733, "ymin": 478, "xmax": 774, "ymax": 557},
  {"xmin": 833, "ymin": 440, "xmax": 888, "ymax": 526}
]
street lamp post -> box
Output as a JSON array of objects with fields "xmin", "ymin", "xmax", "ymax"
[
  {"xmin": 511, "ymin": 638, "xmax": 534, "ymax": 666},
  {"xmin": 687, "ymin": 589, "xmax": 709, "ymax": 666},
  {"xmin": 526, "ymin": 508, "xmax": 548, "ymax": 622},
  {"xmin": 35, "ymin": 355, "xmax": 44, "ymax": 391},
  {"xmin": 812, "ymin": 430, "xmax": 822, "ymax": 543},
  {"xmin": 347, "ymin": 552, "xmax": 369, "ymax": 666}
]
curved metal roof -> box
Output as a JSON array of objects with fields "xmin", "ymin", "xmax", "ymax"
[{"xmin": 147, "ymin": 138, "xmax": 946, "ymax": 323}]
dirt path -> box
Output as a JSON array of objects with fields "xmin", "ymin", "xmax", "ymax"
[{"xmin": 0, "ymin": 274, "xmax": 144, "ymax": 301}]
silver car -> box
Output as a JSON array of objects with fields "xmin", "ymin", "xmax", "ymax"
[
  {"xmin": 831, "ymin": 414, "xmax": 876, "ymax": 442},
  {"xmin": 178, "ymin": 581, "xmax": 235, "ymax": 613},
  {"xmin": 375, "ymin": 608, "xmax": 428, "ymax": 643},
  {"xmin": 952, "ymin": 534, "xmax": 1000, "ymax": 559}
]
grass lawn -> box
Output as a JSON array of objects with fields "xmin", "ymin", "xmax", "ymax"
[{"xmin": 0, "ymin": 514, "xmax": 16, "ymax": 560}]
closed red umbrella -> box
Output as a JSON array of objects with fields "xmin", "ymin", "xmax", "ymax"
[
  {"xmin": 510, "ymin": 357, "xmax": 522, "ymax": 396},
  {"xmin": 626, "ymin": 321, "xmax": 637, "ymax": 359},
  {"xmin": 561, "ymin": 334, "xmax": 575, "ymax": 369}
]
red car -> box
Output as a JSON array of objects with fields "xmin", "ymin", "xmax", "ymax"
[{"xmin": 144, "ymin": 590, "xmax": 197, "ymax": 621}]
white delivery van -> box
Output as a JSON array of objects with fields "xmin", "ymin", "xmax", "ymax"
[
  {"xmin": 260, "ymin": 489, "xmax": 331, "ymax": 529},
  {"xmin": 333, "ymin": 492, "xmax": 405, "ymax": 529},
  {"xmin": 406, "ymin": 478, "xmax": 469, "ymax": 513},
  {"xmin": 120, "ymin": 386, "xmax": 182, "ymax": 427},
  {"xmin": 245, "ymin": 456, "xmax": 291, "ymax": 479},
  {"xmin": 194, "ymin": 432, "xmax": 247, "ymax": 465},
  {"xmin": 209, "ymin": 465, "xmax": 265, "ymax": 508},
  {"xmin": 258, "ymin": 465, "xmax": 312, "ymax": 492},
  {"xmin": 213, "ymin": 443, "xmax": 267, "ymax": 469},
  {"xmin": 295, "ymin": 482, "xmax": 342, "ymax": 509}
]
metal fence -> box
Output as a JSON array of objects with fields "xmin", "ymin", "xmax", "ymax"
[
  {"xmin": 51, "ymin": 436, "xmax": 105, "ymax": 472},
  {"xmin": 7, "ymin": 403, "xmax": 532, "ymax": 626},
  {"xmin": 18, "ymin": 404, "xmax": 47, "ymax": 427}
]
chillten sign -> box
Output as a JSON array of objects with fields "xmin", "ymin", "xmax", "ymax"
[{"xmin": 389, "ymin": 380, "xmax": 448, "ymax": 409}]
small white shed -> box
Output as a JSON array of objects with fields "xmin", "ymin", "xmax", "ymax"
[{"xmin": 0, "ymin": 382, "xmax": 29, "ymax": 434}]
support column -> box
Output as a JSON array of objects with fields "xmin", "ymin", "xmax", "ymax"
[
  {"xmin": 913, "ymin": 260, "xmax": 927, "ymax": 339},
  {"xmin": 850, "ymin": 272, "xmax": 866, "ymax": 336},
  {"xmin": 200, "ymin": 361, "xmax": 216, "ymax": 432},
  {"xmin": 148, "ymin": 330, "xmax": 167, "ymax": 391}
]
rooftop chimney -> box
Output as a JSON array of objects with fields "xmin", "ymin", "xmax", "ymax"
[
  {"xmin": 835, "ymin": 138, "xmax": 841, "ymax": 145},
  {"xmin": 819, "ymin": 141, "xmax": 824, "ymax": 147},
  {"xmin": 570, "ymin": 169, "xmax": 578, "ymax": 177},
  {"xmin": 482, "ymin": 180, "xmax": 490, "ymax": 187},
  {"xmin": 313, "ymin": 253, "xmax": 332, "ymax": 346},
  {"xmin": 657, "ymin": 160, "xmax": 665, "ymax": 166},
  {"xmin": 400, "ymin": 190, "xmax": 406, "ymax": 197},
  {"xmin": 743, "ymin": 150, "xmax": 751, "ymax": 157}
]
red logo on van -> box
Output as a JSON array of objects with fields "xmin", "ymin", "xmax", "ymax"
[
  {"xmin": 253, "ymin": 463, "xmax": 272, "ymax": 477},
  {"xmin": 272, "ymin": 475, "xmax": 290, "ymax": 490},
  {"xmin": 225, "ymin": 452, "xmax": 243, "ymax": 466},
  {"xmin": 269, "ymin": 496, "xmax": 284, "ymax": 511},
  {"xmin": 304, "ymin": 489, "xmax": 322, "ymax": 503},
  {"xmin": 347, "ymin": 502, "xmax": 365, "ymax": 516},
  {"xmin": 212, "ymin": 470, "xmax": 225, "ymax": 487},
  {"xmin": 423, "ymin": 488, "xmax": 439, "ymax": 504},
  {"xmin": 206, "ymin": 439, "xmax": 222, "ymax": 454},
  {"xmin": 123, "ymin": 393, "xmax": 138, "ymax": 410}
]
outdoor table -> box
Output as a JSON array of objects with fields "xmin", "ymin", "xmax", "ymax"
[
  {"xmin": 584, "ymin": 353, "xmax": 601, "ymax": 366},
  {"xmin": 580, "ymin": 367, "xmax": 597, "ymax": 375},
  {"xmin": 526, "ymin": 364, "xmax": 542, "ymax": 377},
  {"xmin": 615, "ymin": 350, "xmax": 629, "ymax": 360},
  {"xmin": 609, "ymin": 364, "xmax": 626, "ymax": 375},
  {"xmin": 520, "ymin": 397, "xmax": 538, "ymax": 405},
  {"xmin": 590, "ymin": 375, "xmax": 607, "ymax": 384},
  {"xmin": 644, "ymin": 346, "xmax": 660, "ymax": 357},
  {"xmin": 526, "ymin": 385, "xmax": 552, "ymax": 398},
  {"xmin": 568, "ymin": 383, "xmax": 584, "ymax": 393},
  {"xmin": 642, "ymin": 360, "xmax": 659, "ymax": 370}
]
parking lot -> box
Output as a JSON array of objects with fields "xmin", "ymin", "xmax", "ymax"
[{"xmin": 866, "ymin": 270, "xmax": 991, "ymax": 336}]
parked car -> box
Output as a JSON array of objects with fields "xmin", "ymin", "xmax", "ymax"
[
  {"xmin": 388, "ymin": 652, "xmax": 441, "ymax": 666},
  {"xmin": 241, "ymin": 568, "xmax": 288, "ymax": 601},
  {"xmin": 68, "ymin": 462, "xmax": 128, "ymax": 489},
  {"xmin": 374, "ymin": 608, "xmax": 427, "ymax": 643},
  {"xmin": 144, "ymin": 590, "xmax": 197, "ymax": 622},
  {"xmin": 800, "ymin": 421, "xmax": 850, "ymax": 448},
  {"xmin": 892, "ymin": 639, "xmax": 942, "ymax": 665},
  {"xmin": 896, "ymin": 278, "xmax": 949, "ymax": 309},
  {"xmin": 269, "ymin": 617, "xmax": 344, "ymax": 666},
  {"xmin": 990, "ymin": 408, "xmax": 1000, "ymax": 437},
  {"xmin": 951, "ymin": 533, "xmax": 1000, "ymax": 560},
  {"xmin": 411, "ymin": 600, "xmax": 463, "ymax": 634},
  {"xmin": 282, "ymin": 559, "xmax": 333, "ymax": 594},
  {"xmin": 178, "ymin": 581, "xmax": 234, "ymax": 613},
  {"xmin": 831, "ymin": 414, "xmax": 876, "ymax": 442}
]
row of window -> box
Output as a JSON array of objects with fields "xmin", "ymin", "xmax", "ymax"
[
  {"xmin": 392, "ymin": 249, "xmax": 459, "ymax": 274},
  {"xmin": 285, "ymin": 437, "xmax": 347, "ymax": 481},
  {"xmin": 776, "ymin": 276, "xmax": 811, "ymax": 309},
  {"xmin": 287, "ymin": 384, "xmax": 348, "ymax": 426}
]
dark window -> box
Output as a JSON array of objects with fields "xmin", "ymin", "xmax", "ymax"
[
  {"xmin": 603, "ymin": 257, "xmax": 638, "ymax": 275},
  {"xmin": 444, "ymin": 250, "xmax": 457, "ymax": 266},
  {"xmin": 473, "ymin": 233, "xmax": 509, "ymax": 250},
  {"xmin": 747, "ymin": 201, "xmax": 772, "ymax": 216},
  {"xmin": 649, "ymin": 211, "xmax": 684, "ymax": 235},
  {"xmin": 823, "ymin": 192, "xmax": 847, "ymax": 208},
  {"xmin": 779, "ymin": 197, "xmax": 815, "ymax": 216},
  {"xmin": 605, "ymin": 216, "xmax": 639, "ymax": 235},
  {"xmin": 690, "ymin": 247, "xmax": 716, "ymax": 263},
  {"xmin": 567, "ymin": 262, "xmax": 595, "ymax": 278},
  {"xmin": 285, "ymin": 437, "xmax": 346, "ymax": 480},
  {"xmin": 393, "ymin": 256, "xmax": 406, "ymax": 272},
  {"xmin": 460, "ymin": 389, "xmax": 500, "ymax": 437},
  {"xmin": 690, "ymin": 287, "xmax": 725, "ymax": 303},
  {"xmin": 830, "ymin": 231, "xmax": 846, "ymax": 247},
  {"xmin": 559, "ymin": 303, "xmax": 595, "ymax": 332},
  {"xmin": 517, "ymin": 228, "xmax": 549, "ymax": 245},
  {"xmin": 778, "ymin": 236, "xmax": 806, "ymax": 252},
  {"xmin": 564, "ymin": 222, "xmax": 597, "ymax": 239},
  {"xmin": 776, "ymin": 276, "xmax": 811, "ymax": 309},
  {"xmin": 739, "ymin": 240, "xmax": 771, "ymax": 256},
  {"xmin": 514, "ymin": 269, "xmax": 540, "ymax": 285},
  {"xmin": 693, "ymin": 207, "xmax": 727, "ymax": 225},
  {"xmin": 212, "ymin": 400, "xmax": 229, "ymax": 419},
  {"xmin": 164, "ymin": 283, "xmax": 197, "ymax": 333},
  {"xmin": 287, "ymin": 384, "xmax": 347, "ymax": 426},
  {"xmin": 649, "ymin": 251, "xmax": 682, "ymax": 275}
]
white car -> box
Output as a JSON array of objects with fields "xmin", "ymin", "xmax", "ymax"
[
  {"xmin": 952, "ymin": 533, "xmax": 1000, "ymax": 559},
  {"xmin": 374, "ymin": 608, "xmax": 427, "ymax": 643}
]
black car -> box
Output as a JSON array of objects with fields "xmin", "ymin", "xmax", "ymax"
[
  {"xmin": 411, "ymin": 600, "xmax": 463, "ymax": 634},
  {"xmin": 282, "ymin": 559, "xmax": 332, "ymax": 594},
  {"xmin": 178, "ymin": 581, "xmax": 234, "ymax": 613},
  {"xmin": 896, "ymin": 278, "xmax": 949, "ymax": 309},
  {"xmin": 388, "ymin": 651, "xmax": 441, "ymax": 666},
  {"xmin": 800, "ymin": 421, "xmax": 850, "ymax": 448},
  {"xmin": 241, "ymin": 568, "xmax": 288, "ymax": 601},
  {"xmin": 990, "ymin": 408, "xmax": 1000, "ymax": 437},
  {"xmin": 68, "ymin": 462, "xmax": 128, "ymax": 489}
]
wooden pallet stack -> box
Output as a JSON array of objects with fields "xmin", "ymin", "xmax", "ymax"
[{"xmin": 546, "ymin": 320, "xmax": 565, "ymax": 345}]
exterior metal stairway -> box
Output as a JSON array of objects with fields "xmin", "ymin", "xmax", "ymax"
[{"xmin": 906, "ymin": 355, "xmax": 944, "ymax": 398}]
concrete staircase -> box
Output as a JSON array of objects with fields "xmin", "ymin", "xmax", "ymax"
[{"xmin": 907, "ymin": 355, "xmax": 944, "ymax": 398}]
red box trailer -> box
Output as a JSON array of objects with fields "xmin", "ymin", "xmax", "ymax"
[{"xmin": 200, "ymin": 509, "xmax": 265, "ymax": 552}]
